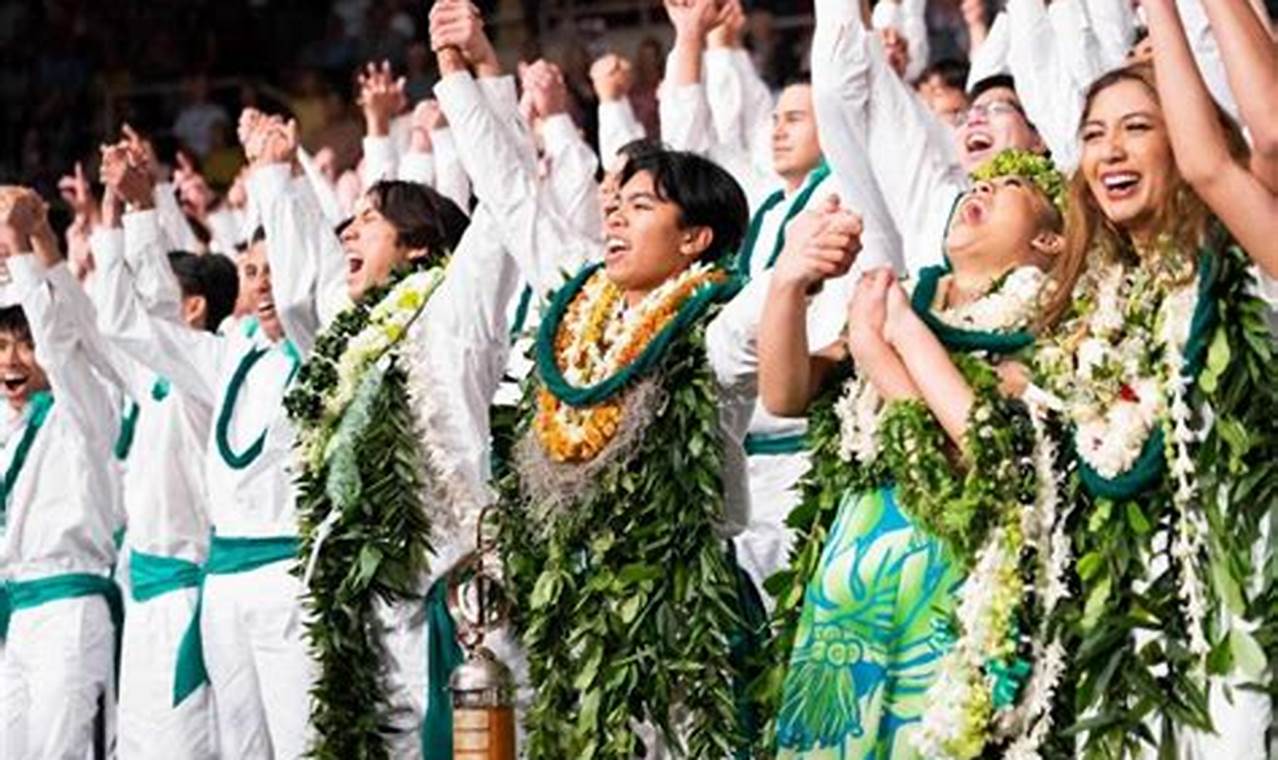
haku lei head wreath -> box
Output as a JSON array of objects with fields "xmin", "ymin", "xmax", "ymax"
[{"xmin": 970, "ymin": 148, "xmax": 1068, "ymax": 216}]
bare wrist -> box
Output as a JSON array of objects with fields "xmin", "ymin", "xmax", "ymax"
[{"xmin": 438, "ymin": 47, "xmax": 469, "ymax": 75}]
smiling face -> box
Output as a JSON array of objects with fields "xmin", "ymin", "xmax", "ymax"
[
  {"xmin": 955, "ymin": 86, "xmax": 1044, "ymax": 171},
  {"xmin": 240, "ymin": 241, "xmax": 283, "ymax": 341},
  {"xmin": 1079, "ymin": 78, "xmax": 1174, "ymax": 241},
  {"xmin": 771, "ymin": 84, "xmax": 823, "ymax": 191},
  {"xmin": 603, "ymin": 170, "xmax": 705, "ymax": 301},
  {"xmin": 0, "ymin": 324, "xmax": 49, "ymax": 413},
  {"xmin": 339, "ymin": 193, "xmax": 419, "ymax": 301},
  {"xmin": 946, "ymin": 176, "xmax": 1060, "ymax": 277}
]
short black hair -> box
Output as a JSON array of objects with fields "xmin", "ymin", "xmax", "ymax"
[
  {"xmin": 167, "ymin": 251, "xmax": 240, "ymax": 332},
  {"xmin": 364, "ymin": 180, "xmax": 469, "ymax": 262},
  {"xmin": 618, "ymin": 149, "xmax": 749, "ymax": 262},
  {"xmin": 968, "ymin": 74, "xmax": 1018, "ymax": 101},
  {"xmin": 0, "ymin": 306, "xmax": 31, "ymax": 342},
  {"xmin": 915, "ymin": 58, "xmax": 970, "ymax": 92}
]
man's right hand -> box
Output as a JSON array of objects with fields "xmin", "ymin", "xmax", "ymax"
[
  {"xmin": 429, "ymin": 0, "xmax": 499, "ymax": 75},
  {"xmin": 358, "ymin": 60, "xmax": 407, "ymax": 137},
  {"xmin": 772, "ymin": 195, "xmax": 863, "ymax": 291}
]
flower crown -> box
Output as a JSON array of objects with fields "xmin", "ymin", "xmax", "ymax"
[{"xmin": 970, "ymin": 149, "xmax": 1067, "ymax": 216}]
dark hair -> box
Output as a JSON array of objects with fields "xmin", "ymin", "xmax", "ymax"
[
  {"xmin": 968, "ymin": 74, "xmax": 1018, "ymax": 101},
  {"xmin": 618, "ymin": 149, "xmax": 749, "ymax": 262},
  {"xmin": 250, "ymin": 226, "xmax": 267, "ymax": 245},
  {"xmin": 167, "ymin": 251, "xmax": 240, "ymax": 332},
  {"xmin": 915, "ymin": 58, "xmax": 970, "ymax": 92},
  {"xmin": 0, "ymin": 306, "xmax": 31, "ymax": 342},
  {"xmin": 780, "ymin": 75, "xmax": 813, "ymax": 90},
  {"xmin": 364, "ymin": 180, "xmax": 469, "ymax": 261}
]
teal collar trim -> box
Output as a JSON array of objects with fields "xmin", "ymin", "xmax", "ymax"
[
  {"xmin": 215, "ymin": 342, "xmax": 301, "ymax": 471},
  {"xmin": 113, "ymin": 401, "xmax": 141, "ymax": 461},
  {"xmin": 736, "ymin": 162, "xmax": 832, "ymax": 278},
  {"xmin": 1, "ymin": 391, "xmax": 53, "ymax": 515},
  {"xmin": 743, "ymin": 432, "xmax": 808, "ymax": 456}
]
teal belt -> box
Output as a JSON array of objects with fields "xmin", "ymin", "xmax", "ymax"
[
  {"xmin": 0, "ymin": 572, "xmax": 125, "ymax": 687},
  {"xmin": 743, "ymin": 432, "xmax": 808, "ymax": 456},
  {"xmin": 173, "ymin": 534, "xmax": 299, "ymax": 706}
]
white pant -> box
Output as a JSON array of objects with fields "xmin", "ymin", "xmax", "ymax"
[
  {"xmin": 0, "ymin": 595, "xmax": 115, "ymax": 760},
  {"xmin": 733, "ymin": 451, "xmax": 810, "ymax": 608},
  {"xmin": 1186, "ymin": 674, "xmax": 1272, "ymax": 759},
  {"xmin": 118, "ymin": 588, "xmax": 216, "ymax": 759},
  {"xmin": 201, "ymin": 560, "xmax": 316, "ymax": 760}
]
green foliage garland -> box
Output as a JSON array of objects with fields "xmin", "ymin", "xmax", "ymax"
[
  {"xmin": 1050, "ymin": 244, "xmax": 1278, "ymax": 758},
  {"xmin": 497, "ymin": 314, "xmax": 755, "ymax": 760},
  {"xmin": 284, "ymin": 274, "xmax": 435, "ymax": 759}
]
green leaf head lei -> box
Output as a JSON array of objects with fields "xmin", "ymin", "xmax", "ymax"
[{"xmin": 970, "ymin": 148, "xmax": 1068, "ymax": 217}]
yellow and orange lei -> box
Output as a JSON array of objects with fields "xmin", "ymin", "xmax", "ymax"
[{"xmin": 535, "ymin": 264, "xmax": 726, "ymax": 463}]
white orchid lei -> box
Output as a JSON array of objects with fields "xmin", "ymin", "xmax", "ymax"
[{"xmin": 1035, "ymin": 244, "xmax": 1212, "ymax": 654}]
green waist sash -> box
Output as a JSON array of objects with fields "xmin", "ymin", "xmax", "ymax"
[
  {"xmin": 422, "ymin": 575, "xmax": 464, "ymax": 759},
  {"xmin": 0, "ymin": 572, "xmax": 125, "ymax": 687},
  {"xmin": 743, "ymin": 432, "xmax": 808, "ymax": 456},
  {"xmin": 173, "ymin": 534, "xmax": 299, "ymax": 706}
]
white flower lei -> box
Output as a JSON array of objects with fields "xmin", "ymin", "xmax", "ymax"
[
  {"xmin": 913, "ymin": 372, "xmax": 1069, "ymax": 760},
  {"xmin": 1039, "ymin": 253, "xmax": 1210, "ymax": 655},
  {"xmin": 932, "ymin": 266, "xmax": 1047, "ymax": 334}
]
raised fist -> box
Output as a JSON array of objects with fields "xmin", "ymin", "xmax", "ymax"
[
  {"xmin": 665, "ymin": 0, "xmax": 730, "ymax": 43},
  {"xmin": 409, "ymin": 99, "xmax": 445, "ymax": 153},
  {"xmin": 100, "ymin": 142, "xmax": 155, "ymax": 209},
  {"xmin": 590, "ymin": 54, "xmax": 633, "ymax": 102},
  {"xmin": 429, "ymin": 0, "xmax": 497, "ymax": 69},
  {"xmin": 773, "ymin": 195, "xmax": 863, "ymax": 290},
  {"xmin": 708, "ymin": 0, "xmax": 747, "ymax": 48},
  {"xmin": 523, "ymin": 60, "xmax": 568, "ymax": 119}
]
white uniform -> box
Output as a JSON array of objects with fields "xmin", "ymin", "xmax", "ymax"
[
  {"xmin": 96, "ymin": 195, "xmax": 317, "ymax": 758},
  {"xmin": 90, "ymin": 215, "xmax": 218, "ymax": 760},
  {"xmin": 0, "ymin": 255, "xmax": 122, "ymax": 760}
]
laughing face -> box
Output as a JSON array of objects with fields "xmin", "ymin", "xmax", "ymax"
[
  {"xmin": 955, "ymin": 86, "xmax": 1044, "ymax": 172},
  {"xmin": 1079, "ymin": 78, "xmax": 1174, "ymax": 240},
  {"xmin": 240, "ymin": 241, "xmax": 284, "ymax": 342},
  {"xmin": 0, "ymin": 326, "xmax": 48, "ymax": 413}
]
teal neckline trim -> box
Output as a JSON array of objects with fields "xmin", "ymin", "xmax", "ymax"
[
  {"xmin": 1078, "ymin": 248, "xmax": 1220, "ymax": 500},
  {"xmin": 2, "ymin": 391, "xmax": 53, "ymax": 508},
  {"xmin": 510, "ymin": 284, "xmax": 533, "ymax": 341},
  {"xmin": 1, "ymin": 391, "xmax": 53, "ymax": 515},
  {"xmin": 743, "ymin": 432, "xmax": 808, "ymax": 456},
  {"xmin": 534, "ymin": 263, "xmax": 743, "ymax": 408},
  {"xmin": 909, "ymin": 264, "xmax": 1037, "ymax": 354},
  {"xmin": 736, "ymin": 162, "xmax": 832, "ymax": 278},
  {"xmin": 113, "ymin": 401, "xmax": 141, "ymax": 461},
  {"xmin": 215, "ymin": 342, "xmax": 301, "ymax": 471}
]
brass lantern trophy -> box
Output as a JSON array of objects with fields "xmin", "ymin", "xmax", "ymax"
[{"xmin": 446, "ymin": 507, "xmax": 515, "ymax": 760}]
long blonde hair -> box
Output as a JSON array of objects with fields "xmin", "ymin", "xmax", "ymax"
[{"xmin": 1040, "ymin": 63, "xmax": 1248, "ymax": 328}]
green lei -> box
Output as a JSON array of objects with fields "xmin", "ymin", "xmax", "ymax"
[
  {"xmin": 1046, "ymin": 238, "xmax": 1278, "ymax": 758},
  {"xmin": 283, "ymin": 269, "xmax": 439, "ymax": 759},
  {"xmin": 497, "ymin": 268, "xmax": 757, "ymax": 759},
  {"xmin": 756, "ymin": 279, "xmax": 1050, "ymax": 751}
]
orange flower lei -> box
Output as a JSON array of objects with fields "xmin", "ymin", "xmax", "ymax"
[{"xmin": 535, "ymin": 265, "xmax": 726, "ymax": 463}]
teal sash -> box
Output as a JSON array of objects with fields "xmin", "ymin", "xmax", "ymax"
[
  {"xmin": 421, "ymin": 576, "xmax": 465, "ymax": 759},
  {"xmin": 735, "ymin": 163, "xmax": 832, "ymax": 277},
  {"xmin": 0, "ymin": 572, "xmax": 125, "ymax": 686},
  {"xmin": 0, "ymin": 391, "xmax": 54, "ymax": 519},
  {"xmin": 743, "ymin": 432, "xmax": 808, "ymax": 456},
  {"xmin": 172, "ymin": 534, "xmax": 299, "ymax": 706},
  {"xmin": 129, "ymin": 550, "xmax": 201, "ymax": 603}
]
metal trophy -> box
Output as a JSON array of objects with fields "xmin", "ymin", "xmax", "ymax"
[{"xmin": 446, "ymin": 507, "xmax": 516, "ymax": 760}]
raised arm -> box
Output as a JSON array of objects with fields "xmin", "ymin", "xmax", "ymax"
[
  {"xmin": 242, "ymin": 113, "xmax": 349, "ymax": 355},
  {"xmin": 358, "ymin": 61, "xmax": 410, "ymax": 186},
  {"xmin": 1198, "ymin": 0, "xmax": 1278, "ymax": 190},
  {"xmin": 1145, "ymin": 0, "xmax": 1278, "ymax": 276},
  {"xmin": 526, "ymin": 61, "xmax": 603, "ymax": 243},
  {"xmin": 756, "ymin": 201, "xmax": 862, "ymax": 416},
  {"xmin": 658, "ymin": 0, "xmax": 721, "ymax": 155},
  {"xmin": 591, "ymin": 54, "xmax": 647, "ymax": 167}
]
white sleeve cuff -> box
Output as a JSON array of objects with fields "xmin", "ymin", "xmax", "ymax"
[
  {"xmin": 90, "ymin": 227, "xmax": 126, "ymax": 268},
  {"xmin": 246, "ymin": 163, "xmax": 293, "ymax": 213},
  {"xmin": 540, "ymin": 114, "xmax": 579, "ymax": 154},
  {"xmin": 361, "ymin": 135, "xmax": 399, "ymax": 184}
]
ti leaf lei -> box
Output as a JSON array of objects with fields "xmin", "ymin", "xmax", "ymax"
[
  {"xmin": 283, "ymin": 266, "xmax": 445, "ymax": 759},
  {"xmin": 1040, "ymin": 235, "xmax": 1278, "ymax": 758},
  {"xmin": 496, "ymin": 265, "xmax": 759, "ymax": 760}
]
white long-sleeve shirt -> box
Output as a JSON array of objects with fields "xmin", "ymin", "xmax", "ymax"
[
  {"xmin": 1, "ymin": 256, "xmax": 121, "ymax": 581},
  {"xmin": 436, "ymin": 69, "xmax": 754, "ymax": 535},
  {"xmin": 597, "ymin": 98, "xmax": 646, "ymax": 169},
  {"xmin": 90, "ymin": 221, "xmax": 212, "ymax": 564}
]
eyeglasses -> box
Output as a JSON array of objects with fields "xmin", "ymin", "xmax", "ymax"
[{"xmin": 956, "ymin": 101, "xmax": 1024, "ymax": 126}]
